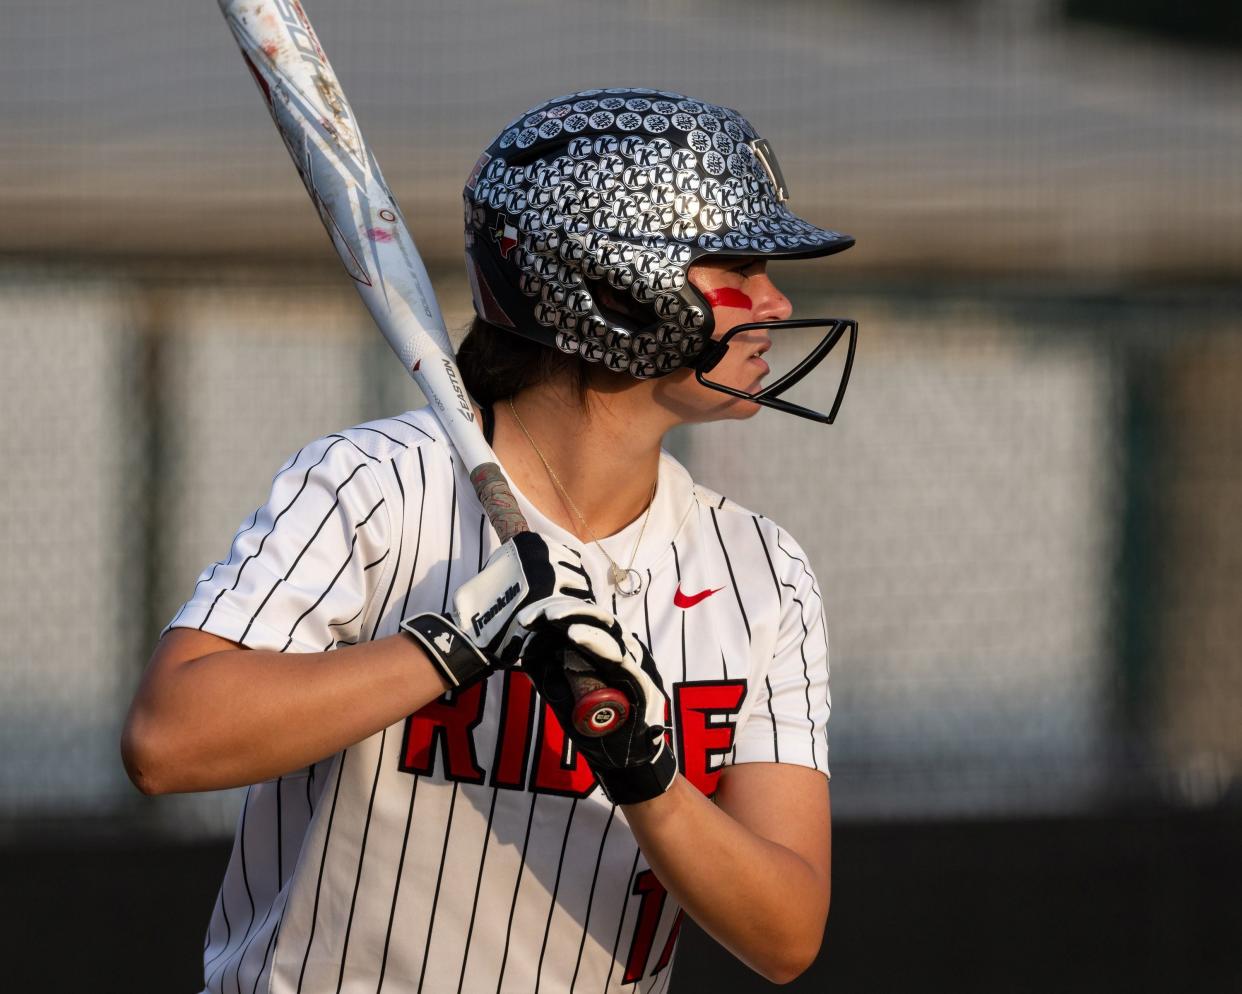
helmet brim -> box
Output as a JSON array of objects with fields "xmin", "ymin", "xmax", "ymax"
[{"xmin": 694, "ymin": 203, "xmax": 855, "ymax": 262}]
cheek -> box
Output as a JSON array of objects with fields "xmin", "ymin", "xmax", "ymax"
[{"xmin": 703, "ymin": 288, "xmax": 753, "ymax": 311}]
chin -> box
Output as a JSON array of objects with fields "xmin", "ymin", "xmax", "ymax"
[
  {"xmin": 697, "ymin": 394, "xmax": 761, "ymax": 423},
  {"xmin": 651, "ymin": 372, "xmax": 762, "ymax": 425}
]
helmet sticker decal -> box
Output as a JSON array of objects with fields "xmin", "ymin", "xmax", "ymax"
[
  {"xmin": 750, "ymin": 138, "xmax": 789, "ymax": 202},
  {"xmin": 491, "ymin": 214, "xmax": 519, "ymax": 258}
]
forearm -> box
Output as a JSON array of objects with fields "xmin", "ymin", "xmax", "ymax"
[
  {"xmin": 623, "ymin": 774, "xmax": 829, "ymax": 984},
  {"xmin": 122, "ymin": 631, "xmax": 449, "ymax": 794}
]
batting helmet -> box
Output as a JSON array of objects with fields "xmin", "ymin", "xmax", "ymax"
[{"xmin": 463, "ymin": 87, "xmax": 858, "ymax": 422}]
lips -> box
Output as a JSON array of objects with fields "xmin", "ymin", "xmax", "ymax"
[{"xmin": 745, "ymin": 338, "xmax": 771, "ymax": 366}]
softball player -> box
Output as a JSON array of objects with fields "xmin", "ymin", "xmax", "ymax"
[{"xmin": 123, "ymin": 88, "xmax": 856, "ymax": 993}]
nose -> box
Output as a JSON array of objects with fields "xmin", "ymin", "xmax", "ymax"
[{"xmin": 750, "ymin": 274, "xmax": 793, "ymax": 323}]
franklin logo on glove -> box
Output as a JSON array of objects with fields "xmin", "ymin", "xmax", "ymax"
[
  {"xmin": 400, "ymin": 532, "xmax": 593, "ymax": 689},
  {"xmin": 471, "ymin": 583, "xmax": 521, "ymax": 638}
]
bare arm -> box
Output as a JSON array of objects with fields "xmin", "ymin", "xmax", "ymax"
[
  {"xmin": 120, "ymin": 627, "xmax": 450, "ymax": 795},
  {"xmin": 622, "ymin": 763, "xmax": 831, "ymax": 985}
]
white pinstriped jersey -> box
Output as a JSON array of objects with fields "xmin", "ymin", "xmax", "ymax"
[{"xmin": 170, "ymin": 405, "xmax": 830, "ymax": 994}]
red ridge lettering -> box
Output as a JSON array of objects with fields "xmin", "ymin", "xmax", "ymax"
[
  {"xmin": 490, "ymin": 671, "xmax": 538, "ymax": 790},
  {"xmin": 399, "ymin": 682, "xmax": 486, "ymax": 783},
  {"xmin": 624, "ymin": 870, "xmax": 670, "ymax": 984},
  {"xmin": 674, "ymin": 680, "xmax": 747, "ymax": 797},
  {"xmin": 651, "ymin": 908, "xmax": 684, "ymax": 976}
]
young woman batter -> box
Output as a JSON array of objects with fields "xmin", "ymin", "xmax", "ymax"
[{"xmin": 123, "ymin": 87, "xmax": 856, "ymax": 993}]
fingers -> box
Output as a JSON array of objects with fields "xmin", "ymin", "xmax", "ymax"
[
  {"xmin": 511, "ymin": 531, "xmax": 595, "ymax": 600},
  {"xmin": 516, "ymin": 597, "xmax": 616, "ymax": 631},
  {"xmin": 562, "ymin": 622, "xmax": 625, "ymax": 663}
]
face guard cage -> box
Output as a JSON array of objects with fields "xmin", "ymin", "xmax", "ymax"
[{"xmin": 692, "ymin": 318, "xmax": 858, "ymax": 424}]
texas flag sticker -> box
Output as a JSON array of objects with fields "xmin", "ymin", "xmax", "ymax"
[{"xmin": 491, "ymin": 214, "xmax": 519, "ymax": 258}]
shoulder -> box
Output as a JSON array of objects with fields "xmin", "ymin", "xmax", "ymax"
[
  {"xmin": 672, "ymin": 455, "xmax": 818, "ymax": 587},
  {"xmin": 264, "ymin": 409, "xmax": 458, "ymax": 522},
  {"xmin": 295, "ymin": 408, "xmax": 459, "ymax": 482},
  {"xmin": 322, "ymin": 408, "xmax": 445, "ymax": 465}
]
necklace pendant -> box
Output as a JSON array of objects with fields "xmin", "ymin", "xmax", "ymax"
[{"xmin": 609, "ymin": 565, "xmax": 644, "ymax": 597}]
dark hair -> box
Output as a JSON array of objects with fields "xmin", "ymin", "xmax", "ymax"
[{"xmin": 456, "ymin": 318, "xmax": 591, "ymax": 407}]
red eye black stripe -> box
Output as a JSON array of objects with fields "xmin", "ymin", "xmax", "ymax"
[{"xmin": 704, "ymin": 288, "xmax": 752, "ymax": 310}]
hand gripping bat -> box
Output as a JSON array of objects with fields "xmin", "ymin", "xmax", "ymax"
[{"xmin": 218, "ymin": 0, "xmax": 625, "ymax": 737}]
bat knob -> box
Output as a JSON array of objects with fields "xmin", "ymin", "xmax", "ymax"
[{"xmin": 572, "ymin": 688, "xmax": 630, "ymax": 738}]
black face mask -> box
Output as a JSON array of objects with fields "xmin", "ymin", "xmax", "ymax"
[{"xmin": 692, "ymin": 318, "xmax": 858, "ymax": 424}]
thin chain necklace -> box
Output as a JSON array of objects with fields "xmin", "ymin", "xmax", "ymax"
[{"xmin": 508, "ymin": 396, "xmax": 655, "ymax": 597}]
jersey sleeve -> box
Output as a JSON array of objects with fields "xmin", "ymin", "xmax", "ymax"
[
  {"xmin": 731, "ymin": 527, "xmax": 831, "ymax": 777},
  {"xmin": 165, "ymin": 434, "xmax": 392, "ymax": 654}
]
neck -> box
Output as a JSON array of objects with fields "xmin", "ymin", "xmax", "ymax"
[{"xmin": 491, "ymin": 380, "xmax": 666, "ymax": 541}]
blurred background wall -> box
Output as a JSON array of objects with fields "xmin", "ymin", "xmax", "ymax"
[{"xmin": 1, "ymin": 0, "xmax": 1239, "ymax": 990}]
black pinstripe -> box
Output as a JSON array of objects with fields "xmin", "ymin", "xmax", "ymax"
[
  {"xmin": 753, "ymin": 518, "xmax": 818, "ymax": 769},
  {"xmin": 397, "ymin": 449, "xmax": 428, "ymax": 622},
  {"xmin": 568, "ymin": 805, "xmax": 617, "ymax": 993},
  {"xmin": 327, "ymin": 433, "xmax": 381, "ymax": 462},
  {"xmin": 455, "ymin": 785, "xmax": 502, "ymax": 994},
  {"xmin": 417, "ymin": 782, "xmax": 462, "ymax": 993},
  {"xmin": 351, "ymin": 425, "xmax": 409, "ymax": 449},
  {"xmin": 295, "ymin": 751, "xmax": 349, "ymax": 994},
  {"xmin": 366, "ymin": 460, "xmax": 407, "ymax": 640},
  {"xmin": 206, "ymin": 789, "xmax": 252, "ymax": 993},
  {"xmin": 334, "ymin": 728, "xmax": 390, "ymax": 993},
  {"xmin": 364, "ymin": 550, "xmax": 389, "ymax": 571},
  {"xmin": 453, "ymin": 516, "xmax": 497, "ymax": 994},
  {"xmin": 376, "ymin": 448, "xmax": 430, "ymax": 993},
  {"xmin": 670, "ymin": 542, "xmax": 686, "ymax": 683},
  {"xmin": 235, "ymin": 858, "xmax": 280, "ymax": 994},
  {"xmin": 641, "ymin": 569, "xmax": 653, "ymax": 648},
  {"xmin": 412, "ymin": 478, "xmax": 466, "ymax": 990},
  {"xmin": 235, "ymin": 463, "xmax": 375, "ymax": 642},
  {"xmin": 392, "ymin": 415, "xmax": 437, "ymax": 443},
  {"xmin": 375, "ymin": 773, "xmax": 420, "ymax": 993},
  {"xmin": 228, "ymin": 790, "xmax": 258, "ymax": 994},
  {"xmin": 202, "ymin": 855, "xmax": 234, "ymax": 985},
  {"xmin": 709, "ymin": 507, "xmax": 751, "ymax": 641},
  {"xmin": 278, "ymin": 497, "xmax": 385, "ymax": 650},
  {"xmin": 603, "ymin": 848, "xmax": 643, "ymax": 992},
  {"xmin": 252, "ymin": 912, "xmax": 282, "ymax": 994},
  {"xmin": 439, "ymin": 471, "xmax": 459, "ymax": 617},
  {"xmin": 495, "ymin": 795, "xmax": 541, "ymax": 994},
  {"xmin": 199, "ymin": 439, "xmax": 347, "ymax": 631},
  {"xmin": 775, "ymin": 533, "xmax": 831, "ymax": 758},
  {"xmin": 169, "ymin": 505, "xmax": 259, "ymax": 630},
  {"xmin": 534, "ymin": 798, "xmax": 581, "ymax": 993}
]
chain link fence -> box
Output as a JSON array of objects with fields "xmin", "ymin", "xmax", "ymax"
[{"xmin": 2, "ymin": 266, "xmax": 1237, "ymax": 835}]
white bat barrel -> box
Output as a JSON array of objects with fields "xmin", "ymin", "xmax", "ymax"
[{"xmin": 220, "ymin": 0, "xmax": 624, "ymax": 734}]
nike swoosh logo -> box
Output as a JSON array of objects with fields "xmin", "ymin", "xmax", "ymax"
[{"xmin": 674, "ymin": 585, "xmax": 724, "ymax": 609}]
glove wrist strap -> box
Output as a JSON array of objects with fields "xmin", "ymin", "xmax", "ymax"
[
  {"xmin": 597, "ymin": 747, "xmax": 678, "ymax": 806},
  {"xmin": 400, "ymin": 613, "xmax": 491, "ymax": 689}
]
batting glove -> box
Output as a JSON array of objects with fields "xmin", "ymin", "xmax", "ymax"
[
  {"xmin": 401, "ymin": 532, "xmax": 593, "ymax": 690},
  {"xmin": 519, "ymin": 601, "xmax": 676, "ymax": 805}
]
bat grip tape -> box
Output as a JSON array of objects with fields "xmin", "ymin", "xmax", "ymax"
[{"xmin": 470, "ymin": 461, "xmax": 528, "ymax": 542}]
